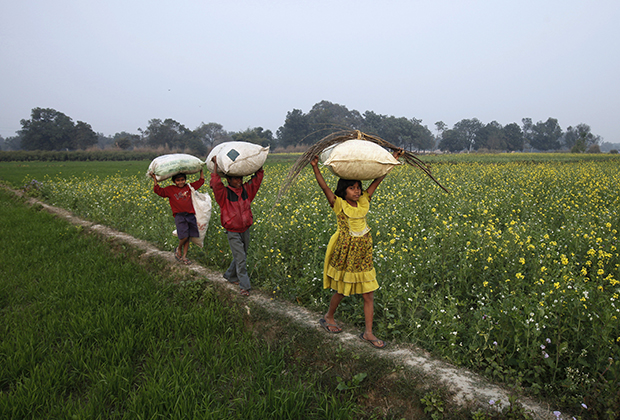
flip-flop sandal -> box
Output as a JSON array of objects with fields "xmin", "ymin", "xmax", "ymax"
[
  {"xmin": 319, "ymin": 318, "xmax": 342, "ymax": 333},
  {"xmin": 240, "ymin": 289, "xmax": 250, "ymax": 297},
  {"xmin": 359, "ymin": 332, "xmax": 387, "ymax": 349},
  {"xmin": 174, "ymin": 248, "xmax": 183, "ymax": 263}
]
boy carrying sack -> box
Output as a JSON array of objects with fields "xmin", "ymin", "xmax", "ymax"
[
  {"xmin": 151, "ymin": 170, "xmax": 205, "ymax": 265},
  {"xmin": 209, "ymin": 156, "xmax": 263, "ymax": 296}
]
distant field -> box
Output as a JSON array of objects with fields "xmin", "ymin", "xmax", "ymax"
[
  {"xmin": 0, "ymin": 160, "xmax": 150, "ymax": 187},
  {"xmin": 0, "ymin": 154, "xmax": 301, "ymax": 188}
]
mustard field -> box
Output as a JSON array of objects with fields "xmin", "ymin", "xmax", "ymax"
[{"xmin": 36, "ymin": 156, "xmax": 620, "ymax": 414}]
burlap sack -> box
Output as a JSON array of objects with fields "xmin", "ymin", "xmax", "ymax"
[{"xmin": 323, "ymin": 140, "xmax": 400, "ymax": 180}]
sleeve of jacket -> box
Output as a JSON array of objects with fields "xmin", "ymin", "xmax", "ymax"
[
  {"xmin": 153, "ymin": 184, "xmax": 167, "ymax": 198},
  {"xmin": 245, "ymin": 168, "xmax": 264, "ymax": 201},
  {"xmin": 209, "ymin": 171, "xmax": 227, "ymax": 206},
  {"xmin": 190, "ymin": 178, "xmax": 205, "ymax": 190}
]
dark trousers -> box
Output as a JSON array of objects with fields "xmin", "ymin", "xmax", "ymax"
[{"xmin": 224, "ymin": 229, "xmax": 251, "ymax": 291}]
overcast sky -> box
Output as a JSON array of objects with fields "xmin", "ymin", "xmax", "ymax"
[{"xmin": 2, "ymin": 0, "xmax": 619, "ymax": 143}]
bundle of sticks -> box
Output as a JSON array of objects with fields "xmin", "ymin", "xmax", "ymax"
[{"xmin": 275, "ymin": 130, "xmax": 449, "ymax": 204}]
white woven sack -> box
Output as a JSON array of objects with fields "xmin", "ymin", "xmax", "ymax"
[
  {"xmin": 323, "ymin": 140, "xmax": 400, "ymax": 180},
  {"xmin": 206, "ymin": 141, "xmax": 269, "ymax": 176},
  {"xmin": 172, "ymin": 185, "xmax": 212, "ymax": 248},
  {"xmin": 147, "ymin": 154, "xmax": 204, "ymax": 181}
]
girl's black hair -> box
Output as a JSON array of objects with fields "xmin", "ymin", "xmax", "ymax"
[
  {"xmin": 172, "ymin": 173, "xmax": 186, "ymax": 182},
  {"xmin": 334, "ymin": 178, "xmax": 362, "ymax": 199}
]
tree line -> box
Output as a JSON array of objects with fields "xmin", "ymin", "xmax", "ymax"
[{"xmin": 1, "ymin": 102, "xmax": 614, "ymax": 153}]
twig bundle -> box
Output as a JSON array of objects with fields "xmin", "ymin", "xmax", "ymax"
[{"xmin": 275, "ymin": 129, "xmax": 449, "ymax": 205}]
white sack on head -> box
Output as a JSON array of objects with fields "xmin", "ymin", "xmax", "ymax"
[
  {"xmin": 323, "ymin": 139, "xmax": 400, "ymax": 180},
  {"xmin": 147, "ymin": 154, "xmax": 205, "ymax": 181},
  {"xmin": 206, "ymin": 141, "xmax": 269, "ymax": 177}
]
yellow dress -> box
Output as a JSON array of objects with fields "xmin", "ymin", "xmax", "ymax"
[{"xmin": 324, "ymin": 191, "xmax": 379, "ymax": 296}]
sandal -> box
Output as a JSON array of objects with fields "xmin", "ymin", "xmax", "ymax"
[
  {"xmin": 182, "ymin": 258, "xmax": 192, "ymax": 265},
  {"xmin": 240, "ymin": 289, "xmax": 250, "ymax": 297},
  {"xmin": 359, "ymin": 332, "xmax": 387, "ymax": 349},
  {"xmin": 319, "ymin": 318, "xmax": 342, "ymax": 333},
  {"xmin": 174, "ymin": 247, "xmax": 183, "ymax": 263}
]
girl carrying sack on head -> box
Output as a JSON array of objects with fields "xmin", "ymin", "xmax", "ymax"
[{"xmin": 310, "ymin": 149, "xmax": 404, "ymax": 349}]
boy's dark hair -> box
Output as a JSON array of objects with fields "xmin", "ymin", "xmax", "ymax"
[
  {"xmin": 172, "ymin": 173, "xmax": 186, "ymax": 182},
  {"xmin": 334, "ymin": 178, "xmax": 362, "ymax": 199}
]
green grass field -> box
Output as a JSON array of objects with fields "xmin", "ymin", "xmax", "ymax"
[{"xmin": 0, "ymin": 160, "xmax": 149, "ymax": 187}]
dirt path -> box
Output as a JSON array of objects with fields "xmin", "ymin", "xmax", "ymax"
[{"xmin": 18, "ymin": 191, "xmax": 558, "ymax": 419}]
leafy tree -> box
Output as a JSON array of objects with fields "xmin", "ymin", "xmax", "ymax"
[
  {"xmin": 109, "ymin": 132, "xmax": 139, "ymax": 150},
  {"xmin": 307, "ymin": 101, "xmax": 362, "ymax": 131},
  {"xmin": 276, "ymin": 109, "xmax": 311, "ymax": 147},
  {"xmin": 114, "ymin": 137, "xmax": 133, "ymax": 150},
  {"xmin": 20, "ymin": 108, "xmax": 76, "ymax": 150},
  {"xmin": 435, "ymin": 121, "xmax": 447, "ymax": 135},
  {"xmin": 360, "ymin": 110, "xmax": 386, "ymax": 136},
  {"xmin": 144, "ymin": 118, "xmax": 180, "ymax": 148},
  {"xmin": 97, "ymin": 133, "xmax": 114, "ymax": 149},
  {"xmin": 564, "ymin": 123, "xmax": 599, "ymax": 151},
  {"xmin": 438, "ymin": 129, "xmax": 468, "ymax": 152},
  {"xmin": 571, "ymin": 136, "xmax": 587, "ymax": 153},
  {"xmin": 475, "ymin": 121, "xmax": 506, "ymax": 151},
  {"xmin": 143, "ymin": 118, "xmax": 206, "ymax": 154},
  {"xmin": 416, "ymin": 124, "xmax": 436, "ymax": 151},
  {"xmin": 193, "ymin": 122, "xmax": 230, "ymax": 149},
  {"xmin": 73, "ymin": 121, "xmax": 98, "ymax": 150},
  {"xmin": 503, "ymin": 123, "xmax": 524, "ymax": 152},
  {"xmin": 522, "ymin": 117, "xmax": 563, "ymax": 151},
  {"xmin": 449, "ymin": 118, "xmax": 483, "ymax": 151},
  {"xmin": 434, "ymin": 121, "xmax": 447, "ymax": 148},
  {"xmin": 231, "ymin": 127, "xmax": 274, "ymax": 147},
  {"xmin": 378, "ymin": 116, "xmax": 413, "ymax": 148},
  {"xmin": 361, "ymin": 113, "xmax": 434, "ymax": 151},
  {"xmin": 303, "ymin": 101, "xmax": 362, "ymax": 144},
  {"xmin": 6, "ymin": 135, "xmax": 23, "ymax": 151}
]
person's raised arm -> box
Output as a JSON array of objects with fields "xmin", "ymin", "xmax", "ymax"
[
  {"xmin": 366, "ymin": 148, "xmax": 404, "ymax": 199},
  {"xmin": 310, "ymin": 156, "xmax": 335, "ymax": 207},
  {"xmin": 150, "ymin": 172, "xmax": 158, "ymax": 186}
]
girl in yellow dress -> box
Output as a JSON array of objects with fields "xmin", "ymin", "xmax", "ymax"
[{"xmin": 310, "ymin": 150, "xmax": 402, "ymax": 349}]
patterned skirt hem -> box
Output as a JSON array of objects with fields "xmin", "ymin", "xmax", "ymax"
[{"xmin": 323, "ymin": 267, "xmax": 378, "ymax": 296}]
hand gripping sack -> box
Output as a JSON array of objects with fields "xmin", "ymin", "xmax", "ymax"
[
  {"xmin": 323, "ymin": 139, "xmax": 400, "ymax": 180},
  {"xmin": 147, "ymin": 154, "xmax": 205, "ymax": 182},
  {"xmin": 172, "ymin": 185, "xmax": 212, "ymax": 248},
  {"xmin": 206, "ymin": 141, "xmax": 269, "ymax": 176}
]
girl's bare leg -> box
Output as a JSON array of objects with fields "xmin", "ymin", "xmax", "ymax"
[
  {"xmin": 323, "ymin": 292, "xmax": 344, "ymax": 331},
  {"xmin": 362, "ymin": 291, "xmax": 379, "ymax": 341}
]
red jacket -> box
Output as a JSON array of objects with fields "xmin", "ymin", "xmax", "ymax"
[
  {"xmin": 210, "ymin": 169, "xmax": 263, "ymax": 233},
  {"xmin": 154, "ymin": 178, "xmax": 205, "ymax": 216}
]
